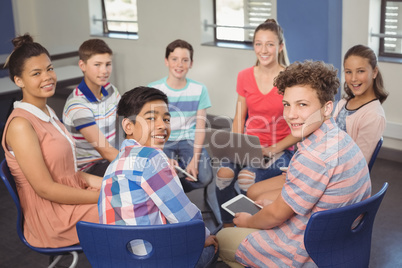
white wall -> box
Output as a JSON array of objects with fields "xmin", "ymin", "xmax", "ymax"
[
  {"xmin": 11, "ymin": 0, "xmax": 253, "ymax": 118},
  {"xmin": 11, "ymin": 0, "xmax": 402, "ymax": 150}
]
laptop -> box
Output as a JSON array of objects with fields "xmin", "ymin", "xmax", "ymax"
[{"xmin": 204, "ymin": 128, "xmax": 283, "ymax": 169}]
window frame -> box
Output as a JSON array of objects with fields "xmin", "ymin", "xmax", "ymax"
[
  {"xmin": 88, "ymin": 0, "xmax": 138, "ymax": 40},
  {"xmin": 209, "ymin": 0, "xmax": 276, "ymax": 49},
  {"xmin": 379, "ymin": 0, "xmax": 402, "ymax": 59},
  {"xmin": 100, "ymin": 0, "xmax": 138, "ymax": 36}
]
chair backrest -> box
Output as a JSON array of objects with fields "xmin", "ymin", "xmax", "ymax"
[
  {"xmin": 0, "ymin": 159, "xmax": 82, "ymax": 255},
  {"xmin": 76, "ymin": 220, "xmax": 206, "ymax": 268},
  {"xmin": 304, "ymin": 182, "xmax": 388, "ymax": 268},
  {"xmin": 368, "ymin": 137, "xmax": 383, "ymax": 172}
]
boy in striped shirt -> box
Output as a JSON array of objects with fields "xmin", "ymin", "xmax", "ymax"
[
  {"xmin": 216, "ymin": 61, "xmax": 371, "ymax": 268},
  {"xmin": 148, "ymin": 39, "xmax": 212, "ymax": 192},
  {"xmin": 63, "ymin": 39, "xmax": 120, "ymax": 176}
]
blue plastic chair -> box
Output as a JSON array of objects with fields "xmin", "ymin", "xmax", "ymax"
[
  {"xmin": 76, "ymin": 220, "xmax": 206, "ymax": 268},
  {"xmin": 368, "ymin": 137, "xmax": 383, "ymax": 172},
  {"xmin": 0, "ymin": 159, "xmax": 82, "ymax": 268},
  {"xmin": 304, "ymin": 182, "xmax": 389, "ymax": 268}
]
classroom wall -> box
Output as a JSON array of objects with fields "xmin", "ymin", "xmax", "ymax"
[{"xmin": 8, "ymin": 0, "xmax": 402, "ymax": 150}]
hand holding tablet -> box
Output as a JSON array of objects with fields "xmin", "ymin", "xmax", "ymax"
[
  {"xmin": 221, "ymin": 194, "xmax": 262, "ymax": 216},
  {"xmin": 174, "ymin": 165, "xmax": 198, "ymax": 181}
]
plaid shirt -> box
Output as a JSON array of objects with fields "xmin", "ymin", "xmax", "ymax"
[{"xmin": 98, "ymin": 139, "xmax": 209, "ymax": 236}]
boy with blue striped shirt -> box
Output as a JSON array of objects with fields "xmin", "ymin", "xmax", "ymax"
[
  {"xmin": 148, "ymin": 39, "xmax": 212, "ymax": 192},
  {"xmin": 63, "ymin": 39, "xmax": 120, "ymax": 176}
]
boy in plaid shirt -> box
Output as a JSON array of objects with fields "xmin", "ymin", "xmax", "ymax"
[{"xmin": 98, "ymin": 86, "xmax": 218, "ymax": 267}]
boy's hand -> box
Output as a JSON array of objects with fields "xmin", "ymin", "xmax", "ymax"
[
  {"xmin": 255, "ymin": 199, "xmax": 273, "ymax": 207},
  {"xmin": 186, "ymin": 158, "xmax": 199, "ymax": 182},
  {"xmin": 233, "ymin": 212, "xmax": 252, "ymax": 228},
  {"xmin": 167, "ymin": 158, "xmax": 179, "ymax": 167},
  {"xmin": 205, "ymin": 235, "xmax": 219, "ymax": 253}
]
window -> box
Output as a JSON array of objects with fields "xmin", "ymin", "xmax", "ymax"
[
  {"xmin": 89, "ymin": 0, "xmax": 138, "ymax": 39},
  {"xmin": 380, "ymin": 0, "xmax": 402, "ymax": 58},
  {"xmin": 214, "ymin": 0, "xmax": 276, "ymax": 43}
]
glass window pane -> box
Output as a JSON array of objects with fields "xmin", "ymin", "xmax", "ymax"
[
  {"xmin": 383, "ymin": 1, "xmax": 402, "ymax": 54},
  {"xmin": 104, "ymin": 0, "xmax": 138, "ymax": 33},
  {"xmin": 216, "ymin": 0, "xmax": 246, "ymax": 42}
]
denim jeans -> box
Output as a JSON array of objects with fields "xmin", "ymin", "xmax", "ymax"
[
  {"xmin": 163, "ymin": 140, "xmax": 213, "ymax": 193},
  {"xmin": 195, "ymin": 244, "xmax": 219, "ymax": 268},
  {"xmin": 215, "ymin": 150, "xmax": 294, "ymax": 223}
]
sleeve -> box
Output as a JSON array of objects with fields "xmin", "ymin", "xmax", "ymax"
[
  {"xmin": 198, "ymin": 84, "xmax": 212, "ymax": 110},
  {"xmin": 63, "ymin": 101, "xmax": 96, "ymax": 131},
  {"xmin": 236, "ymin": 69, "xmax": 246, "ymax": 97},
  {"xmin": 353, "ymin": 109, "xmax": 386, "ymax": 164},
  {"xmin": 141, "ymin": 150, "xmax": 210, "ymax": 237},
  {"xmin": 281, "ymin": 150, "xmax": 329, "ymax": 216}
]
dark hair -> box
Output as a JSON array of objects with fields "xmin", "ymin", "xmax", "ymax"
[
  {"xmin": 253, "ymin": 19, "xmax": 289, "ymax": 67},
  {"xmin": 79, "ymin": 38, "xmax": 113, "ymax": 62},
  {"xmin": 275, "ymin": 60, "xmax": 340, "ymax": 105},
  {"xmin": 165, "ymin": 39, "xmax": 194, "ymax": 61},
  {"xmin": 343, "ymin": 45, "xmax": 388, "ymax": 104},
  {"xmin": 117, "ymin": 86, "xmax": 169, "ymax": 122},
  {"xmin": 5, "ymin": 33, "xmax": 50, "ymax": 82}
]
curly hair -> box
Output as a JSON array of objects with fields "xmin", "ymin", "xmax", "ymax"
[{"xmin": 275, "ymin": 60, "xmax": 339, "ymax": 105}]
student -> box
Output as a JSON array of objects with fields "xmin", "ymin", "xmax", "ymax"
[
  {"xmin": 148, "ymin": 39, "xmax": 213, "ymax": 193},
  {"xmin": 63, "ymin": 38, "xmax": 120, "ymax": 177},
  {"xmin": 216, "ymin": 60, "xmax": 371, "ymax": 268},
  {"xmin": 98, "ymin": 86, "xmax": 218, "ymax": 268},
  {"xmin": 247, "ymin": 44, "xmax": 388, "ymax": 202},
  {"xmin": 215, "ymin": 19, "xmax": 299, "ymax": 227},
  {"xmin": 2, "ymin": 34, "xmax": 100, "ymax": 248},
  {"xmin": 333, "ymin": 44, "xmax": 388, "ymax": 163}
]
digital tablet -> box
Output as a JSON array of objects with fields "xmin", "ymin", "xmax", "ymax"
[
  {"xmin": 221, "ymin": 194, "xmax": 262, "ymax": 216},
  {"xmin": 174, "ymin": 165, "xmax": 197, "ymax": 181}
]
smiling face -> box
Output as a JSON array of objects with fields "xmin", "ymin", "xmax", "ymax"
[
  {"xmin": 14, "ymin": 53, "xmax": 57, "ymax": 102},
  {"xmin": 282, "ymin": 85, "xmax": 332, "ymax": 139},
  {"xmin": 253, "ymin": 29, "xmax": 283, "ymax": 67},
  {"xmin": 165, "ymin": 47, "xmax": 192, "ymax": 81},
  {"xmin": 124, "ymin": 100, "xmax": 171, "ymax": 149},
  {"xmin": 344, "ymin": 55, "xmax": 378, "ymax": 99},
  {"xmin": 79, "ymin": 53, "xmax": 112, "ymax": 91}
]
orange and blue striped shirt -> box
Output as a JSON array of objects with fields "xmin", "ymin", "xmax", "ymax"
[{"xmin": 235, "ymin": 118, "xmax": 371, "ymax": 267}]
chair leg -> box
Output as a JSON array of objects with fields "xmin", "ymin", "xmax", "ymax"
[{"xmin": 48, "ymin": 251, "xmax": 79, "ymax": 268}]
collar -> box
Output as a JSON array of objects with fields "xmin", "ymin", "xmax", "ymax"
[
  {"xmin": 300, "ymin": 117, "xmax": 336, "ymax": 146},
  {"xmin": 120, "ymin": 139, "xmax": 141, "ymax": 149},
  {"xmin": 78, "ymin": 79, "xmax": 109, "ymax": 102},
  {"xmin": 14, "ymin": 101, "xmax": 58, "ymax": 122}
]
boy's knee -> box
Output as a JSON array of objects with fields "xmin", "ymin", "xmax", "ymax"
[
  {"xmin": 238, "ymin": 170, "xmax": 255, "ymax": 192},
  {"xmin": 216, "ymin": 167, "xmax": 234, "ymax": 190}
]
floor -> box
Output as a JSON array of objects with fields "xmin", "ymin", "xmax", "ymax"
[{"xmin": 0, "ymin": 155, "xmax": 401, "ymax": 267}]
